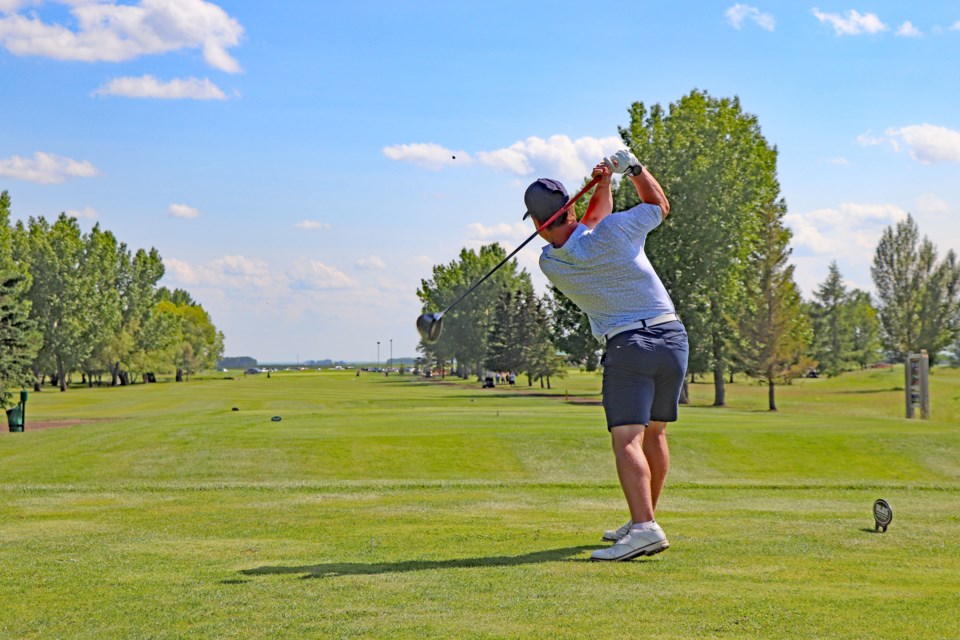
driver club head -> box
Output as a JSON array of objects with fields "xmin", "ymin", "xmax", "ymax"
[{"xmin": 416, "ymin": 312, "xmax": 444, "ymax": 344}]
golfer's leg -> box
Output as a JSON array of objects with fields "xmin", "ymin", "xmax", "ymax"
[
  {"xmin": 643, "ymin": 420, "xmax": 670, "ymax": 513},
  {"xmin": 610, "ymin": 424, "xmax": 655, "ymax": 523}
]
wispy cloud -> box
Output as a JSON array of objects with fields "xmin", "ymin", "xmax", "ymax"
[
  {"xmin": 786, "ymin": 203, "xmax": 907, "ymax": 257},
  {"xmin": 812, "ymin": 8, "xmax": 887, "ymax": 35},
  {"xmin": 0, "ymin": 151, "xmax": 98, "ymax": 183},
  {"xmin": 725, "ymin": 4, "xmax": 775, "ymax": 31},
  {"xmin": 66, "ymin": 206, "xmax": 98, "ymax": 220},
  {"xmin": 896, "ymin": 21, "xmax": 922, "ymax": 37},
  {"xmin": 289, "ymin": 259, "xmax": 358, "ymax": 291},
  {"xmin": 93, "ymin": 75, "xmax": 227, "ymax": 100},
  {"xmin": 168, "ymin": 203, "xmax": 200, "ymax": 219},
  {"xmin": 294, "ymin": 220, "xmax": 331, "ymax": 230},
  {"xmin": 382, "ymin": 143, "xmax": 468, "ymax": 170},
  {"xmin": 915, "ymin": 193, "xmax": 950, "ymax": 216},
  {"xmin": 384, "ymin": 134, "xmax": 624, "ymax": 185},
  {"xmin": 356, "ymin": 256, "xmax": 386, "ymax": 270},
  {"xmin": 885, "ymin": 124, "xmax": 960, "ymax": 164},
  {"xmin": 0, "ymin": 0, "xmax": 244, "ymax": 72},
  {"xmin": 824, "ymin": 156, "xmax": 851, "ymax": 165}
]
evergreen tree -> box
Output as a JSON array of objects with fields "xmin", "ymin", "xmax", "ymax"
[
  {"xmin": 0, "ymin": 274, "xmax": 39, "ymax": 407},
  {"xmin": 548, "ymin": 284, "xmax": 600, "ymax": 371},
  {"xmin": 811, "ymin": 261, "xmax": 850, "ymax": 376},
  {"xmin": 734, "ymin": 204, "xmax": 812, "ymax": 411}
]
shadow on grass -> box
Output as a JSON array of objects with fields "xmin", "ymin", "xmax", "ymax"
[
  {"xmin": 838, "ymin": 387, "xmax": 903, "ymax": 395},
  {"xmin": 240, "ymin": 545, "xmax": 600, "ymax": 580}
]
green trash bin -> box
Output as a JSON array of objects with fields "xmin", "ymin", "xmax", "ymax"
[{"xmin": 6, "ymin": 405, "xmax": 24, "ymax": 432}]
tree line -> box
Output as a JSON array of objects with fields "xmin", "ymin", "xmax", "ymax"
[
  {"xmin": 0, "ymin": 191, "xmax": 223, "ymax": 405},
  {"xmin": 416, "ymin": 90, "xmax": 960, "ymax": 410}
]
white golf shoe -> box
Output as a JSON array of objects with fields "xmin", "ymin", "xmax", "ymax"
[
  {"xmin": 591, "ymin": 524, "xmax": 669, "ymax": 561},
  {"xmin": 602, "ymin": 520, "xmax": 633, "ymax": 542}
]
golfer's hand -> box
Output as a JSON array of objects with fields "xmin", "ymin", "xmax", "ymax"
[
  {"xmin": 604, "ymin": 149, "xmax": 641, "ymax": 175},
  {"xmin": 591, "ymin": 162, "xmax": 612, "ymax": 184}
]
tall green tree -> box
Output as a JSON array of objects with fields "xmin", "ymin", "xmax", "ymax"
[
  {"xmin": 156, "ymin": 294, "xmax": 225, "ymax": 381},
  {"xmin": 846, "ymin": 289, "xmax": 881, "ymax": 369},
  {"xmin": 418, "ymin": 245, "xmax": 531, "ymax": 379},
  {"xmin": 78, "ymin": 225, "xmax": 123, "ymax": 386},
  {"xmin": 871, "ymin": 215, "xmax": 960, "ymax": 362},
  {"xmin": 810, "ymin": 261, "xmax": 850, "ymax": 376},
  {"xmin": 23, "ymin": 215, "xmax": 97, "ymax": 391},
  {"xmin": 733, "ymin": 204, "xmax": 812, "ymax": 410},
  {"xmin": 0, "ymin": 274, "xmax": 40, "ymax": 407},
  {"xmin": 617, "ymin": 90, "xmax": 781, "ymax": 406}
]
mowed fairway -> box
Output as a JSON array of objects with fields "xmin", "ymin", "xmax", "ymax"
[{"xmin": 1, "ymin": 367, "xmax": 959, "ymax": 639}]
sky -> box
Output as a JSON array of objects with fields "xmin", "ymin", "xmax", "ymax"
[{"xmin": 2, "ymin": 1, "xmax": 958, "ymax": 362}]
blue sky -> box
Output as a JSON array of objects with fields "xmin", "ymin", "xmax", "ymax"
[{"xmin": 2, "ymin": 1, "xmax": 958, "ymax": 362}]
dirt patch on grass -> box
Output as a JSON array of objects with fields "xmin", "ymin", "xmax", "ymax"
[{"xmin": 1, "ymin": 419, "xmax": 107, "ymax": 434}]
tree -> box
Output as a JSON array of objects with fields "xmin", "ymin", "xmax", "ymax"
[
  {"xmin": 734, "ymin": 203, "xmax": 813, "ymax": 410},
  {"xmin": 810, "ymin": 262, "xmax": 850, "ymax": 376},
  {"xmin": 845, "ymin": 289, "xmax": 881, "ymax": 369},
  {"xmin": 548, "ymin": 284, "xmax": 600, "ymax": 371},
  {"xmin": 0, "ymin": 274, "xmax": 40, "ymax": 407},
  {"xmin": 617, "ymin": 90, "xmax": 781, "ymax": 406},
  {"xmin": 23, "ymin": 215, "xmax": 97, "ymax": 391},
  {"xmin": 418, "ymin": 245, "xmax": 531, "ymax": 379},
  {"xmin": 78, "ymin": 225, "xmax": 123, "ymax": 386},
  {"xmin": 871, "ymin": 215, "xmax": 960, "ymax": 362},
  {"xmin": 522, "ymin": 292, "xmax": 565, "ymax": 389},
  {"xmin": 156, "ymin": 295, "xmax": 225, "ymax": 381}
]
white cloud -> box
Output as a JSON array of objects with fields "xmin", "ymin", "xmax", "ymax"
[
  {"xmin": 356, "ymin": 256, "xmax": 386, "ymax": 270},
  {"xmin": 66, "ymin": 206, "xmax": 97, "ymax": 220},
  {"xmin": 725, "ymin": 4, "xmax": 775, "ymax": 31},
  {"xmin": 0, "ymin": 1, "xmax": 36, "ymax": 13},
  {"xmin": 785, "ymin": 202, "xmax": 907, "ymax": 258},
  {"xmin": 0, "ymin": 151, "xmax": 98, "ymax": 183},
  {"xmin": 0, "ymin": 0, "xmax": 244, "ymax": 73},
  {"xmin": 856, "ymin": 132, "xmax": 885, "ymax": 146},
  {"xmin": 168, "ymin": 203, "xmax": 200, "ymax": 219},
  {"xmin": 896, "ymin": 21, "xmax": 922, "ymax": 37},
  {"xmin": 166, "ymin": 254, "xmax": 278, "ymax": 290},
  {"xmin": 467, "ymin": 221, "xmax": 530, "ymax": 241},
  {"xmin": 884, "ymin": 124, "xmax": 960, "ymax": 164},
  {"xmin": 384, "ymin": 134, "xmax": 624, "ymax": 185},
  {"xmin": 915, "ymin": 193, "xmax": 950, "ymax": 216},
  {"xmin": 382, "ymin": 143, "xmax": 468, "ymax": 170},
  {"xmin": 476, "ymin": 134, "xmax": 624, "ymax": 184},
  {"xmin": 294, "ymin": 219, "xmax": 331, "ymax": 230},
  {"xmin": 289, "ymin": 259, "xmax": 358, "ymax": 291},
  {"xmin": 93, "ymin": 75, "xmax": 226, "ymax": 100},
  {"xmin": 952, "ymin": 21, "xmax": 960, "ymax": 31},
  {"xmin": 825, "ymin": 156, "xmax": 850, "ymax": 165},
  {"xmin": 812, "ymin": 8, "xmax": 887, "ymax": 35}
]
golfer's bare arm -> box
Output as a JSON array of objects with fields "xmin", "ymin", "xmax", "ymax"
[
  {"xmin": 628, "ymin": 168, "xmax": 670, "ymax": 219},
  {"xmin": 579, "ymin": 163, "xmax": 614, "ymax": 229}
]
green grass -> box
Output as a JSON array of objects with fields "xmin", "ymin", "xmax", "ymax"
[{"xmin": 1, "ymin": 367, "xmax": 959, "ymax": 639}]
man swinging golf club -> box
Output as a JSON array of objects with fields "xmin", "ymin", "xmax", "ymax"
[{"xmin": 525, "ymin": 150, "xmax": 688, "ymax": 561}]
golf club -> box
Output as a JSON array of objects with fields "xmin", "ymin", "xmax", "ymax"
[{"xmin": 416, "ymin": 174, "xmax": 602, "ymax": 344}]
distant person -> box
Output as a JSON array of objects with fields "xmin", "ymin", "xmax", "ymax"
[
  {"xmin": 523, "ymin": 151, "xmax": 687, "ymax": 561},
  {"xmin": 507, "ymin": 372, "xmax": 515, "ymax": 386}
]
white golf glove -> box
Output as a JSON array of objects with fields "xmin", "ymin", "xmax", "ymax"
[{"xmin": 604, "ymin": 149, "xmax": 643, "ymax": 176}]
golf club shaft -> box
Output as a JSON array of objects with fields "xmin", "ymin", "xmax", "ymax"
[{"xmin": 439, "ymin": 174, "xmax": 602, "ymax": 316}]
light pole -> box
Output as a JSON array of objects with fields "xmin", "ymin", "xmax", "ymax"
[
  {"xmin": 377, "ymin": 341, "xmax": 380, "ymax": 372},
  {"xmin": 387, "ymin": 338, "xmax": 392, "ymax": 376}
]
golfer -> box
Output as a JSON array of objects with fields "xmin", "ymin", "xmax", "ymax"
[{"xmin": 523, "ymin": 150, "xmax": 688, "ymax": 561}]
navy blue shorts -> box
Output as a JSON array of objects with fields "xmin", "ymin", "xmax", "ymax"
[{"xmin": 601, "ymin": 320, "xmax": 689, "ymax": 430}]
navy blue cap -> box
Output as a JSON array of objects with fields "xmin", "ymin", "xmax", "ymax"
[{"xmin": 522, "ymin": 178, "xmax": 569, "ymax": 222}]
